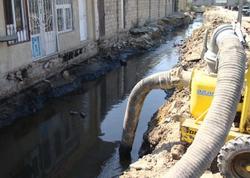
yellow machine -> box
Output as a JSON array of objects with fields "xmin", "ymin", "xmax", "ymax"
[
  {"xmin": 180, "ymin": 67, "xmax": 250, "ymax": 177},
  {"xmin": 181, "ymin": 69, "xmax": 250, "ymax": 143}
]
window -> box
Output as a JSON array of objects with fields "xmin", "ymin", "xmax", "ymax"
[
  {"xmin": 4, "ymin": 0, "xmax": 29, "ymax": 44},
  {"xmin": 56, "ymin": 0, "xmax": 73, "ymax": 33}
]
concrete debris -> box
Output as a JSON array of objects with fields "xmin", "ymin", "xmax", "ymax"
[
  {"xmin": 171, "ymin": 144, "xmax": 186, "ymax": 160},
  {"xmin": 129, "ymin": 26, "xmax": 155, "ymax": 35},
  {"xmin": 62, "ymin": 70, "xmax": 71, "ymax": 80},
  {"xmin": 99, "ymin": 13, "xmax": 194, "ymax": 55},
  {"xmin": 80, "ymin": 112, "xmax": 86, "ymax": 119},
  {"xmin": 69, "ymin": 111, "xmax": 79, "ymax": 115},
  {"xmin": 130, "ymin": 160, "xmax": 153, "ymax": 171}
]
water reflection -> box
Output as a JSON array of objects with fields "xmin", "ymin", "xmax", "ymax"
[
  {"xmin": 0, "ymin": 15, "xmax": 203, "ymax": 178},
  {"xmin": 0, "ymin": 51, "xmax": 169, "ymax": 178}
]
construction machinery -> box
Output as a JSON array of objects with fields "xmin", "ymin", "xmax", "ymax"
[
  {"xmin": 120, "ymin": 2, "xmax": 250, "ymax": 177},
  {"xmin": 180, "ymin": 4, "xmax": 250, "ymax": 178},
  {"xmin": 181, "ymin": 58, "xmax": 250, "ymax": 177}
]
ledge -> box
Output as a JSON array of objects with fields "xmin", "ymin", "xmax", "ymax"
[{"xmin": 0, "ymin": 34, "xmax": 18, "ymax": 42}]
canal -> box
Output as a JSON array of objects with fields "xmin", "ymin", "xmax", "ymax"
[{"xmin": 0, "ymin": 15, "xmax": 203, "ymax": 178}]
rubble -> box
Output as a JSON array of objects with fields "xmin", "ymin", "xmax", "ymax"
[{"xmin": 99, "ymin": 13, "xmax": 194, "ymax": 58}]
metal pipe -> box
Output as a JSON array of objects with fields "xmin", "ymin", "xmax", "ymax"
[{"xmin": 119, "ymin": 68, "xmax": 192, "ymax": 158}]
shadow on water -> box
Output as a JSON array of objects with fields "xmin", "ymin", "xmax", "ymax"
[{"xmin": 0, "ymin": 15, "xmax": 203, "ymax": 178}]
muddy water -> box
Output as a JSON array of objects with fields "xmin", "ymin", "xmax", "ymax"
[{"xmin": 0, "ymin": 16, "xmax": 203, "ymax": 178}]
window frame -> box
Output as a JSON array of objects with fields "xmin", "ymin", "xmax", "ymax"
[
  {"xmin": 3, "ymin": 0, "xmax": 30, "ymax": 45},
  {"xmin": 56, "ymin": 2, "xmax": 73, "ymax": 34}
]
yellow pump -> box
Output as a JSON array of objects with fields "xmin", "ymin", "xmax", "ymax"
[
  {"xmin": 190, "ymin": 70, "xmax": 217, "ymax": 120},
  {"xmin": 181, "ymin": 69, "xmax": 250, "ymax": 144}
]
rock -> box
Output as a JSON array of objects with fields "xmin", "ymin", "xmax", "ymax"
[
  {"xmin": 188, "ymin": 53, "xmax": 201, "ymax": 61},
  {"xmin": 15, "ymin": 71, "xmax": 23, "ymax": 81},
  {"xmin": 80, "ymin": 112, "xmax": 86, "ymax": 118},
  {"xmin": 161, "ymin": 17, "xmax": 175, "ymax": 24},
  {"xmin": 130, "ymin": 27, "xmax": 151, "ymax": 35},
  {"xmin": 201, "ymin": 171, "xmax": 222, "ymax": 178},
  {"xmin": 165, "ymin": 117, "xmax": 171, "ymax": 123},
  {"xmin": 98, "ymin": 132, "xmax": 105, "ymax": 136},
  {"xmin": 43, "ymin": 61, "xmax": 50, "ymax": 69},
  {"xmin": 62, "ymin": 70, "xmax": 71, "ymax": 80},
  {"xmin": 171, "ymin": 144, "xmax": 185, "ymax": 160},
  {"xmin": 201, "ymin": 171, "xmax": 214, "ymax": 178},
  {"xmin": 130, "ymin": 160, "xmax": 153, "ymax": 171},
  {"xmin": 187, "ymin": 48, "xmax": 202, "ymax": 61},
  {"xmin": 69, "ymin": 111, "xmax": 78, "ymax": 115},
  {"xmin": 120, "ymin": 59, "xmax": 127, "ymax": 66}
]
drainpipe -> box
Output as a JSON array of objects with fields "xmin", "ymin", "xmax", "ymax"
[{"xmin": 119, "ymin": 68, "xmax": 192, "ymax": 158}]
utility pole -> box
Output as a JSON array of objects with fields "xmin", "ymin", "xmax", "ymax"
[{"xmin": 238, "ymin": 0, "xmax": 243, "ymax": 24}]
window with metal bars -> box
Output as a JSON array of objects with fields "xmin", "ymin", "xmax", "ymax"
[
  {"xmin": 56, "ymin": 0, "xmax": 73, "ymax": 33},
  {"xmin": 3, "ymin": 0, "xmax": 30, "ymax": 44}
]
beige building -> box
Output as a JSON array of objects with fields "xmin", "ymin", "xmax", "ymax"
[
  {"xmin": 0, "ymin": 0, "xmax": 186, "ymax": 90},
  {"xmin": 192, "ymin": 0, "xmax": 215, "ymax": 6},
  {"xmin": 0, "ymin": 0, "xmax": 97, "ymax": 74}
]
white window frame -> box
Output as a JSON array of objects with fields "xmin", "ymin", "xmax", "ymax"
[{"xmin": 56, "ymin": 2, "xmax": 73, "ymax": 34}]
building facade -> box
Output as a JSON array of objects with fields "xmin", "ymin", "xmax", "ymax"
[
  {"xmin": 0, "ymin": 0, "xmax": 186, "ymax": 81},
  {"xmin": 0, "ymin": 0, "xmax": 97, "ymax": 74},
  {"xmin": 192, "ymin": 0, "xmax": 215, "ymax": 6}
]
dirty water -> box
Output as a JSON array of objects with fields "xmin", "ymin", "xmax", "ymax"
[{"xmin": 0, "ymin": 15, "xmax": 203, "ymax": 178}]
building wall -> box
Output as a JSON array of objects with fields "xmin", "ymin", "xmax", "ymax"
[
  {"xmin": 122, "ymin": 0, "xmax": 177, "ymax": 30},
  {"xmin": 104, "ymin": 0, "xmax": 119, "ymax": 37},
  {"xmin": 166, "ymin": 0, "xmax": 173, "ymax": 16},
  {"xmin": 58, "ymin": 0, "xmax": 96, "ymax": 51},
  {"xmin": 179, "ymin": 0, "xmax": 188, "ymax": 11},
  {"xmin": 192, "ymin": 0, "xmax": 214, "ymax": 6},
  {"xmin": 58, "ymin": 0, "xmax": 81, "ymax": 51},
  {"xmin": 0, "ymin": 0, "xmax": 182, "ymax": 76},
  {"xmin": 0, "ymin": 0, "xmax": 32, "ymax": 74},
  {"xmin": 159, "ymin": 0, "xmax": 166, "ymax": 18},
  {"xmin": 118, "ymin": 0, "xmax": 125, "ymax": 30},
  {"xmin": 0, "ymin": 0, "xmax": 184, "ymax": 90},
  {"xmin": 99, "ymin": 0, "xmax": 187, "ymax": 38},
  {"xmin": 0, "ymin": 0, "xmax": 97, "ymax": 75},
  {"xmin": 138, "ymin": 0, "xmax": 150, "ymax": 25},
  {"xmin": 150, "ymin": 0, "xmax": 159, "ymax": 20},
  {"xmin": 124, "ymin": 0, "xmax": 138, "ymax": 29}
]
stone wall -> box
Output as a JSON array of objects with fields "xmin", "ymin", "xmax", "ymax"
[
  {"xmin": 103, "ymin": 0, "xmax": 186, "ymax": 36},
  {"xmin": 138, "ymin": 0, "xmax": 150, "ymax": 25},
  {"xmin": 159, "ymin": 0, "xmax": 167, "ymax": 18},
  {"xmin": 125, "ymin": 0, "xmax": 138, "ymax": 29},
  {"xmin": 192, "ymin": 0, "xmax": 214, "ymax": 6},
  {"xmin": 150, "ymin": 0, "xmax": 159, "ymax": 21},
  {"xmin": 104, "ymin": 0, "xmax": 119, "ymax": 37},
  {"xmin": 179, "ymin": 0, "xmax": 188, "ymax": 11}
]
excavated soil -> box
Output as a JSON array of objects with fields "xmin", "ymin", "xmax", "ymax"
[{"xmin": 121, "ymin": 7, "xmax": 250, "ymax": 178}]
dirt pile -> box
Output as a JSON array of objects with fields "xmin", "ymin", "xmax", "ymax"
[
  {"xmin": 121, "ymin": 7, "xmax": 250, "ymax": 178},
  {"xmin": 98, "ymin": 13, "xmax": 194, "ymax": 60}
]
